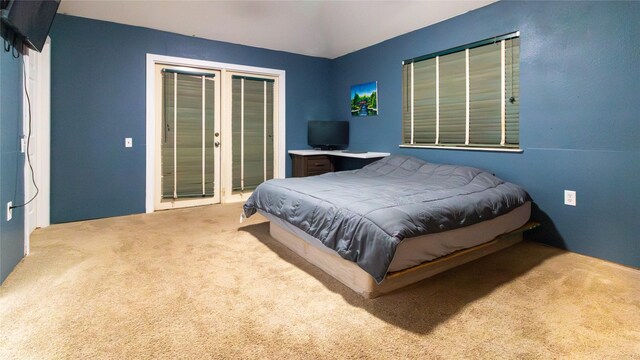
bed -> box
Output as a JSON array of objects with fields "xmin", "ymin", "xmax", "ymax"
[{"xmin": 243, "ymin": 155, "xmax": 533, "ymax": 298}]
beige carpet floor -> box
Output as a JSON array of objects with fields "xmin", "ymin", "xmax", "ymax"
[{"xmin": 0, "ymin": 202, "xmax": 638, "ymax": 359}]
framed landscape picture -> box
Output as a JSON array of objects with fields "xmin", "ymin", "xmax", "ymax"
[{"xmin": 350, "ymin": 81, "xmax": 378, "ymax": 117}]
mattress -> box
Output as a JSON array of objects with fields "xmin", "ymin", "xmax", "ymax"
[{"xmin": 260, "ymin": 201, "xmax": 530, "ymax": 273}]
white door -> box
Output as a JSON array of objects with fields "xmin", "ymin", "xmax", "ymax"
[
  {"xmin": 154, "ymin": 65, "xmax": 222, "ymax": 210},
  {"xmin": 25, "ymin": 52, "xmax": 38, "ymax": 236},
  {"xmin": 23, "ymin": 39, "xmax": 52, "ymax": 255}
]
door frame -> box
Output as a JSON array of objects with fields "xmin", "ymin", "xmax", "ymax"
[
  {"xmin": 23, "ymin": 38, "xmax": 52, "ymax": 256},
  {"xmin": 145, "ymin": 54, "xmax": 286, "ymax": 213}
]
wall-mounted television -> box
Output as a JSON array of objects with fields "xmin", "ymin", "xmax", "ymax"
[
  {"xmin": 1, "ymin": 0, "xmax": 60, "ymax": 52},
  {"xmin": 308, "ymin": 120, "xmax": 349, "ymax": 150}
]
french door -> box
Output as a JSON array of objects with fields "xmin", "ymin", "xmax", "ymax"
[
  {"xmin": 229, "ymin": 74, "xmax": 277, "ymax": 196},
  {"xmin": 154, "ymin": 65, "xmax": 221, "ymax": 210},
  {"xmin": 151, "ymin": 59, "xmax": 280, "ymax": 210}
]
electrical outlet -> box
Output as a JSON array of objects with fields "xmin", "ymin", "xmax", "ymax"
[
  {"xmin": 125, "ymin": 138, "xmax": 133, "ymax": 148},
  {"xmin": 7, "ymin": 201, "xmax": 12, "ymax": 221},
  {"xmin": 564, "ymin": 190, "xmax": 576, "ymax": 206}
]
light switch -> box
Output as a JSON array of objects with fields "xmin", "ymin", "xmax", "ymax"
[
  {"xmin": 564, "ymin": 190, "xmax": 576, "ymax": 206},
  {"xmin": 125, "ymin": 138, "xmax": 133, "ymax": 148}
]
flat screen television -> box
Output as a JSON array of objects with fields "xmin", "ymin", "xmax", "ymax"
[
  {"xmin": 308, "ymin": 120, "xmax": 349, "ymax": 150},
  {"xmin": 1, "ymin": 0, "xmax": 60, "ymax": 52}
]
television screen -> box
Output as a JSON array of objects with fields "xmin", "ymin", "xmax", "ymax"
[
  {"xmin": 1, "ymin": 0, "xmax": 60, "ymax": 52},
  {"xmin": 308, "ymin": 120, "xmax": 349, "ymax": 150}
]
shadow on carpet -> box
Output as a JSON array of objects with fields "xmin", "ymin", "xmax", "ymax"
[{"xmin": 240, "ymin": 222, "xmax": 560, "ymax": 334}]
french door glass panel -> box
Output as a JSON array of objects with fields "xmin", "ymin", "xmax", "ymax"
[
  {"xmin": 161, "ymin": 71, "xmax": 216, "ymax": 200},
  {"xmin": 231, "ymin": 77, "xmax": 275, "ymax": 193}
]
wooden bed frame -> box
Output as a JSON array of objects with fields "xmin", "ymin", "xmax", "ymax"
[{"xmin": 269, "ymin": 221, "xmax": 540, "ymax": 298}]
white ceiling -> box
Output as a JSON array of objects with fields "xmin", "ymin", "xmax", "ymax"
[{"xmin": 58, "ymin": 0, "xmax": 496, "ymax": 59}]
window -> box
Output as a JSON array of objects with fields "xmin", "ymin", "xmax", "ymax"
[{"xmin": 402, "ymin": 32, "xmax": 520, "ymax": 150}]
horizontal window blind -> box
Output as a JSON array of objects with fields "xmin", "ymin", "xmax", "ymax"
[
  {"xmin": 505, "ymin": 37, "xmax": 520, "ymax": 145},
  {"xmin": 414, "ymin": 58, "xmax": 437, "ymax": 144},
  {"xmin": 402, "ymin": 32, "xmax": 520, "ymax": 149},
  {"xmin": 439, "ymin": 50, "xmax": 466, "ymax": 144},
  {"xmin": 161, "ymin": 71, "xmax": 216, "ymax": 199},
  {"xmin": 232, "ymin": 76, "xmax": 275, "ymax": 193}
]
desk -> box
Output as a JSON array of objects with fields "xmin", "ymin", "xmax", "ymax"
[{"xmin": 288, "ymin": 149, "xmax": 390, "ymax": 177}]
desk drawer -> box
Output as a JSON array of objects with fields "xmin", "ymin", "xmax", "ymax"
[
  {"xmin": 305, "ymin": 156, "xmax": 332, "ymax": 173},
  {"xmin": 291, "ymin": 154, "xmax": 334, "ymax": 177}
]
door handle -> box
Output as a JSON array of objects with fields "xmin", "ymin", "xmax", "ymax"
[{"xmin": 214, "ymin": 141, "xmax": 220, "ymax": 148}]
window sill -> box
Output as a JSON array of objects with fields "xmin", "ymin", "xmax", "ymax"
[{"xmin": 399, "ymin": 144, "xmax": 523, "ymax": 153}]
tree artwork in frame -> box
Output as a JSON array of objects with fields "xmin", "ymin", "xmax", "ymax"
[{"xmin": 351, "ymin": 81, "xmax": 378, "ymax": 116}]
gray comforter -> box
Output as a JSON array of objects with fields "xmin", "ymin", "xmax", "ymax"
[{"xmin": 243, "ymin": 155, "xmax": 529, "ymax": 283}]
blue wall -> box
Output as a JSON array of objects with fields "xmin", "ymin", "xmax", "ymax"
[
  {"xmin": 46, "ymin": 2, "xmax": 639, "ymax": 272},
  {"xmin": 0, "ymin": 46, "xmax": 25, "ymax": 283},
  {"xmin": 330, "ymin": 1, "xmax": 640, "ymax": 268},
  {"xmin": 49, "ymin": 15, "xmax": 332, "ymax": 223}
]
